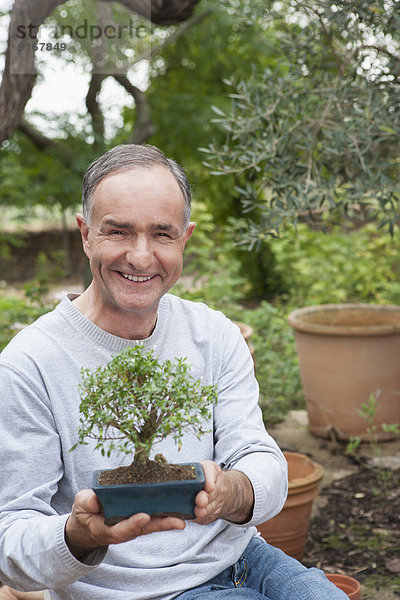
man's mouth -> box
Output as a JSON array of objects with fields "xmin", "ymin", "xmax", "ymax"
[{"xmin": 119, "ymin": 272, "xmax": 154, "ymax": 282}]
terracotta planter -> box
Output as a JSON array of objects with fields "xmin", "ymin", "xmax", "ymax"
[
  {"xmin": 257, "ymin": 452, "xmax": 323, "ymax": 560},
  {"xmin": 93, "ymin": 462, "xmax": 205, "ymax": 525},
  {"xmin": 326, "ymin": 574, "xmax": 362, "ymax": 599},
  {"xmin": 234, "ymin": 321, "xmax": 255, "ymax": 364},
  {"xmin": 288, "ymin": 304, "xmax": 400, "ymax": 441}
]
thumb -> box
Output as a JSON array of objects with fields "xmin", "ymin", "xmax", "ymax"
[
  {"xmin": 75, "ymin": 489, "xmax": 103, "ymax": 514},
  {"xmin": 201, "ymin": 460, "xmax": 220, "ymax": 493}
]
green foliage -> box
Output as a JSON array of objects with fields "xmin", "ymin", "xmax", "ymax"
[
  {"xmin": 0, "ymin": 0, "xmax": 149, "ymax": 218},
  {"xmin": 270, "ymin": 223, "xmax": 400, "ymax": 305},
  {"xmin": 148, "ymin": 0, "xmax": 274, "ymax": 168},
  {"xmin": 172, "ymin": 202, "xmax": 249, "ymax": 312},
  {"xmin": 173, "ymin": 215, "xmax": 303, "ymax": 424},
  {"xmin": 238, "ymin": 302, "xmax": 303, "ymax": 424},
  {"xmin": 0, "ymin": 250, "xmax": 65, "ymax": 350},
  {"xmin": 346, "ymin": 394, "xmax": 400, "ymax": 458},
  {"xmin": 73, "ymin": 345, "xmax": 217, "ymax": 464},
  {"xmin": 0, "ymin": 292, "xmax": 54, "ymax": 351},
  {"xmin": 174, "ymin": 217, "xmax": 400, "ymax": 424},
  {"xmin": 147, "ymin": 0, "xmax": 278, "ymax": 233},
  {"xmin": 203, "ymin": 0, "xmax": 400, "ymax": 244},
  {"xmin": 31, "ymin": 250, "xmax": 67, "ymax": 285},
  {"xmin": 47, "ymin": 0, "xmax": 150, "ymax": 74}
]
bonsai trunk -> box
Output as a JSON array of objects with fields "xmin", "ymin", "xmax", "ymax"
[{"xmin": 133, "ymin": 447, "xmax": 150, "ymax": 467}]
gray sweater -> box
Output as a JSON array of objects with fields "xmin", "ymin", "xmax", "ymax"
[{"xmin": 0, "ymin": 293, "xmax": 287, "ymax": 600}]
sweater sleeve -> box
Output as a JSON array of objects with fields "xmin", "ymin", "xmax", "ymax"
[
  {"xmin": 213, "ymin": 320, "xmax": 288, "ymax": 527},
  {"xmin": 0, "ymin": 363, "xmax": 106, "ymax": 591}
]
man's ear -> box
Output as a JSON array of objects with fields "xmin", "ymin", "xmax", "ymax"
[
  {"xmin": 183, "ymin": 222, "xmax": 196, "ymax": 247},
  {"xmin": 76, "ymin": 213, "xmax": 91, "ymax": 259}
]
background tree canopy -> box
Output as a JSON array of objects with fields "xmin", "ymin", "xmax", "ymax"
[
  {"xmin": 1, "ymin": 0, "xmax": 399, "ymax": 298},
  {"xmin": 0, "ymin": 0, "xmax": 205, "ymax": 220},
  {"xmin": 203, "ymin": 0, "xmax": 400, "ymax": 245}
]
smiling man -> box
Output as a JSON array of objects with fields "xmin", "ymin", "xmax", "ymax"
[
  {"xmin": 0, "ymin": 145, "xmax": 348, "ymax": 600},
  {"xmin": 74, "ymin": 164, "xmax": 195, "ymax": 339}
]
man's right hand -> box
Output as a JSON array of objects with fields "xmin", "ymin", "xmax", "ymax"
[{"xmin": 65, "ymin": 489, "xmax": 186, "ymax": 560}]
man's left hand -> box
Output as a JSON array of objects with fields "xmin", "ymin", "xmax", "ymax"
[{"xmin": 194, "ymin": 461, "xmax": 254, "ymax": 525}]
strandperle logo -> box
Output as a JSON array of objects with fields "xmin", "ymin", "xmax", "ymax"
[{"xmin": 16, "ymin": 19, "xmax": 148, "ymax": 42}]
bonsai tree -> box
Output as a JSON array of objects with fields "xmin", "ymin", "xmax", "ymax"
[{"xmin": 72, "ymin": 345, "xmax": 217, "ymax": 471}]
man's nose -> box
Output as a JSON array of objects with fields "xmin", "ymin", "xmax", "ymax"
[{"xmin": 126, "ymin": 237, "xmax": 153, "ymax": 271}]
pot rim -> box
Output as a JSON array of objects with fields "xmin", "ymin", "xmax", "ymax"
[
  {"xmin": 284, "ymin": 451, "xmax": 324, "ymax": 492},
  {"xmin": 234, "ymin": 321, "xmax": 253, "ymax": 340},
  {"xmin": 288, "ymin": 303, "xmax": 400, "ymax": 336},
  {"xmin": 325, "ymin": 573, "xmax": 361, "ymax": 595}
]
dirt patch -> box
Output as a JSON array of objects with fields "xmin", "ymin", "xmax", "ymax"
[
  {"xmin": 270, "ymin": 410, "xmax": 400, "ymax": 598},
  {"xmin": 303, "ymin": 465, "xmax": 400, "ymax": 593}
]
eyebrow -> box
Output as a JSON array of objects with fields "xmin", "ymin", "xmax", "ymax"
[
  {"xmin": 149, "ymin": 223, "xmax": 180, "ymax": 235},
  {"xmin": 103, "ymin": 219, "xmax": 132, "ymax": 229},
  {"xmin": 103, "ymin": 219, "xmax": 181, "ymax": 235}
]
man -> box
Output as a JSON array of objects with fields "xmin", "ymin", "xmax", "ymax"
[{"xmin": 0, "ymin": 145, "xmax": 347, "ymax": 599}]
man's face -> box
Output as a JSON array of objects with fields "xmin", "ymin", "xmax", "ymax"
[{"xmin": 78, "ymin": 166, "xmax": 195, "ymax": 323}]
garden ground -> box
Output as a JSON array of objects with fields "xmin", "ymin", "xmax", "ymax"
[{"xmin": 270, "ymin": 410, "xmax": 400, "ymax": 599}]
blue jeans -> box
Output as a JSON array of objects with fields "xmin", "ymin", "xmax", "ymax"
[{"xmin": 175, "ymin": 536, "xmax": 348, "ymax": 600}]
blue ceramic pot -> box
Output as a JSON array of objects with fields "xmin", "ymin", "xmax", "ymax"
[{"xmin": 93, "ymin": 462, "xmax": 205, "ymax": 525}]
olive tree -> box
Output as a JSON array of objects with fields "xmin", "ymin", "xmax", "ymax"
[{"xmin": 203, "ymin": 0, "xmax": 400, "ymax": 246}]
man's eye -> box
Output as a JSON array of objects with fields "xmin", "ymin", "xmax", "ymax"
[{"xmin": 110, "ymin": 230, "xmax": 124, "ymax": 236}]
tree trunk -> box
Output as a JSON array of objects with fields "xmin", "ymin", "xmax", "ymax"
[
  {"xmin": 114, "ymin": 0, "xmax": 201, "ymax": 25},
  {"xmin": 0, "ymin": 0, "xmax": 201, "ymax": 145},
  {"xmin": 133, "ymin": 448, "xmax": 149, "ymax": 466},
  {"xmin": 0, "ymin": 0, "xmax": 64, "ymax": 144}
]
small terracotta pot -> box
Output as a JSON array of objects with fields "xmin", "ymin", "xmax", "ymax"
[
  {"xmin": 257, "ymin": 451, "xmax": 323, "ymax": 560},
  {"xmin": 288, "ymin": 303, "xmax": 400, "ymax": 441},
  {"xmin": 234, "ymin": 321, "xmax": 255, "ymax": 361},
  {"xmin": 325, "ymin": 574, "xmax": 362, "ymax": 599}
]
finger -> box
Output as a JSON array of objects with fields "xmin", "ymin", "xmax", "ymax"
[
  {"xmin": 195, "ymin": 489, "xmax": 209, "ymax": 508},
  {"xmin": 201, "ymin": 461, "xmax": 219, "ymax": 493},
  {"xmin": 75, "ymin": 489, "xmax": 103, "ymax": 514},
  {"xmin": 193, "ymin": 504, "xmax": 209, "ymax": 521},
  {"xmin": 0, "ymin": 587, "xmax": 18, "ymax": 600},
  {"xmin": 145, "ymin": 515, "xmax": 186, "ymax": 533},
  {"xmin": 107, "ymin": 513, "xmax": 151, "ymax": 542},
  {"xmin": 108, "ymin": 513, "xmax": 186, "ymax": 543}
]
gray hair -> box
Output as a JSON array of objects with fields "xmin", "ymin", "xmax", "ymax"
[{"xmin": 82, "ymin": 144, "xmax": 192, "ymax": 229}]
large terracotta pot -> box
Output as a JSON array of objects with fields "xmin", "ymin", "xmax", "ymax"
[
  {"xmin": 325, "ymin": 574, "xmax": 362, "ymax": 599},
  {"xmin": 257, "ymin": 452, "xmax": 323, "ymax": 560},
  {"xmin": 288, "ymin": 304, "xmax": 400, "ymax": 441}
]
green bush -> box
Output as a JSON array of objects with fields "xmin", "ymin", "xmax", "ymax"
[
  {"xmin": 271, "ymin": 223, "xmax": 400, "ymax": 306},
  {"xmin": 0, "ymin": 293, "xmax": 52, "ymax": 351},
  {"xmin": 239, "ymin": 302, "xmax": 303, "ymax": 425},
  {"xmin": 172, "ymin": 201, "xmax": 249, "ymax": 313},
  {"xmin": 0, "ymin": 251, "xmax": 61, "ymax": 350}
]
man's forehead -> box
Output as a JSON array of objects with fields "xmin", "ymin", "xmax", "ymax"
[
  {"xmin": 90, "ymin": 165, "xmax": 186, "ymax": 226},
  {"xmin": 96, "ymin": 164, "xmax": 180, "ymax": 190}
]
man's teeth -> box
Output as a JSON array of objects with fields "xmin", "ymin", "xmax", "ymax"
[{"xmin": 121, "ymin": 273, "xmax": 152, "ymax": 282}]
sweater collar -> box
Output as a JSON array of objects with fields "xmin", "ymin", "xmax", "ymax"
[{"xmin": 57, "ymin": 293, "xmax": 167, "ymax": 351}]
